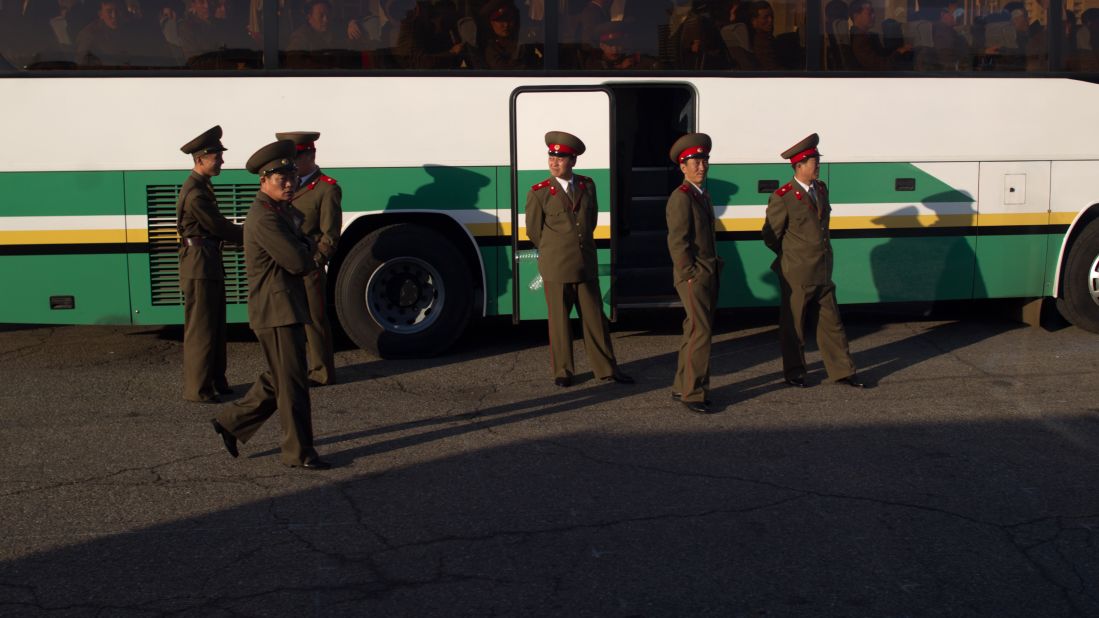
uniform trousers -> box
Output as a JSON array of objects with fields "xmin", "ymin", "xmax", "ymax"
[
  {"xmin": 543, "ymin": 279, "xmax": 617, "ymax": 380},
  {"xmin": 304, "ymin": 267, "xmax": 336, "ymax": 385},
  {"xmin": 778, "ymin": 277, "xmax": 856, "ymax": 381},
  {"xmin": 215, "ymin": 324, "xmax": 319, "ymax": 466},
  {"xmin": 182, "ymin": 277, "xmax": 228, "ymax": 402},
  {"xmin": 673, "ymin": 273, "xmax": 718, "ymax": 403}
]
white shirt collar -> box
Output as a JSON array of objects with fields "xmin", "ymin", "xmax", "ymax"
[
  {"xmin": 794, "ymin": 177, "xmax": 813, "ymax": 193},
  {"xmin": 554, "ymin": 176, "xmax": 573, "ymax": 192},
  {"xmin": 687, "ymin": 181, "xmax": 705, "ymax": 194}
]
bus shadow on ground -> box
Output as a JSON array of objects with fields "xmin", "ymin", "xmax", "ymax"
[{"xmin": 5, "ymin": 417, "xmax": 1099, "ymax": 615}]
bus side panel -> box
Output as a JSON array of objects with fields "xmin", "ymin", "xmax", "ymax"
[
  {"xmin": 828, "ymin": 162, "xmax": 980, "ymax": 303},
  {"xmin": 0, "ymin": 171, "xmax": 133, "ymax": 324},
  {"xmin": 973, "ymin": 162, "xmax": 1050, "ymax": 299},
  {"xmin": 123, "ymin": 170, "xmax": 251, "ymax": 326}
]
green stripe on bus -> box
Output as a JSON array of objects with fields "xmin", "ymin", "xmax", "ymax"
[{"xmin": 2, "ymin": 253, "xmax": 132, "ymax": 323}]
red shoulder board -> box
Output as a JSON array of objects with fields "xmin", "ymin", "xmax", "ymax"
[
  {"xmin": 678, "ymin": 184, "xmax": 691, "ymax": 193},
  {"xmin": 532, "ymin": 179, "xmax": 552, "ymax": 191},
  {"xmin": 320, "ymin": 174, "xmax": 337, "ymax": 185},
  {"xmin": 775, "ymin": 182, "xmax": 793, "ymax": 197}
]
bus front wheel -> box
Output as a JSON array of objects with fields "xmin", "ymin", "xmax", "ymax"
[
  {"xmin": 1058, "ymin": 220, "xmax": 1099, "ymax": 333},
  {"xmin": 335, "ymin": 223, "xmax": 474, "ymax": 358}
]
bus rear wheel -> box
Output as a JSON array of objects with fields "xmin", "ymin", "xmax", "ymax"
[
  {"xmin": 1058, "ymin": 220, "xmax": 1099, "ymax": 333},
  {"xmin": 335, "ymin": 223, "xmax": 473, "ymax": 358}
]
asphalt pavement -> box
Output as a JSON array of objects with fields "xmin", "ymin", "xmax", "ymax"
[{"xmin": 1, "ymin": 303, "xmax": 1098, "ymax": 617}]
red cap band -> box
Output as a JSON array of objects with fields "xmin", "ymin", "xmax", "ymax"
[
  {"xmin": 677, "ymin": 146, "xmax": 709, "ymax": 163},
  {"xmin": 295, "ymin": 143, "xmax": 316, "ymax": 152},
  {"xmin": 490, "ymin": 7, "xmax": 511, "ymax": 19},
  {"xmin": 548, "ymin": 143, "xmax": 577, "ymax": 156},
  {"xmin": 600, "ymin": 31, "xmax": 623, "ymax": 43},
  {"xmin": 789, "ymin": 147, "xmax": 818, "ymax": 164}
]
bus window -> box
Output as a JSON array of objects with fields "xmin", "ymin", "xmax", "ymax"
[
  {"xmin": 973, "ymin": 0, "xmax": 1048, "ymax": 71},
  {"xmin": 727, "ymin": 0, "xmax": 807, "ymax": 71},
  {"xmin": 831, "ymin": 0, "xmax": 914, "ymax": 71},
  {"xmin": 1060, "ymin": 6, "xmax": 1098, "ymax": 72},
  {"xmin": 560, "ymin": 0, "xmax": 805, "ymax": 72},
  {"xmin": 280, "ymin": 0, "xmax": 544, "ymax": 71},
  {"xmin": 2, "ymin": 0, "xmax": 261, "ymax": 71}
]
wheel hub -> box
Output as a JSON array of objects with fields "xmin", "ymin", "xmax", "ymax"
[{"xmin": 365, "ymin": 257, "xmax": 445, "ymax": 334}]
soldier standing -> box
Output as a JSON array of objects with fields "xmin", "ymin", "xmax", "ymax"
[
  {"xmin": 276, "ymin": 131, "xmax": 341, "ymax": 386},
  {"xmin": 177, "ymin": 125, "xmax": 243, "ymax": 404},
  {"xmin": 525, "ymin": 131, "xmax": 633, "ymax": 388},
  {"xmin": 762, "ymin": 133, "xmax": 865, "ymax": 389},
  {"xmin": 666, "ymin": 133, "xmax": 721, "ymax": 414},
  {"xmin": 211, "ymin": 140, "xmax": 331, "ymax": 470}
]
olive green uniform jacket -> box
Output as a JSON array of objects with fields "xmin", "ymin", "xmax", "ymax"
[
  {"xmin": 290, "ymin": 168, "xmax": 343, "ymax": 265},
  {"xmin": 524, "ymin": 175, "xmax": 599, "ymax": 284},
  {"xmin": 244, "ymin": 192, "xmax": 315, "ymax": 329},
  {"xmin": 762, "ymin": 179, "xmax": 833, "ymax": 286},
  {"xmin": 176, "ymin": 171, "xmax": 243, "ymax": 279}
]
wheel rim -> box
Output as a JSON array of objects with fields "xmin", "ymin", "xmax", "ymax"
[
  {"xmin": 365, "ymin": 257, "xmax": 445, "ymax": 334},
  {"xmin": 1089, "ymin": 254, "xmax": 1099, "ymax": 307}
]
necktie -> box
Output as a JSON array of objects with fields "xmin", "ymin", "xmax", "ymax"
[
  {"xmin": 808, "ymin": 183, "xmax": 818, "ymax": 205},
  {"xmin": 566, "ymin": 181, "xmax": 575, "ymax": 201}
]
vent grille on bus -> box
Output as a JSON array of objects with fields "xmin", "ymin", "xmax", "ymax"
[{"xmin": 146, "ymin": 183, "xmax": 257, "ymax": 306}]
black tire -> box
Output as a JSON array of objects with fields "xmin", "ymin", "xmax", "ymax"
[
  {"xmin": 335, "ymin": 223, "xmax": 474, "ymax": 358},
  {"xmin": 1057, "ymin": 220, "xmax": 1099, "ymax": 333}
]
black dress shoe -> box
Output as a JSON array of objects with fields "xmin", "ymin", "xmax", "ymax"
[
  {"xmin": 210, "ymin": 420, "xmax": 238, "ymax": 458},
  {"xmin": 298, "ymin": 459, "xmax": 332, "ymax": 470},
  {"xmin": 554, "ymin": 376, "xmax": 572, "ymax": 387},
  {"xmin": 188, "ymin": 395, "xmax": 222, "ymax": 404},
  {"xmin": 682, "ymin": 400, "xmax": 715, "ymax": 415},
  {"xmin": 784, "ymin": 376, "xmax": 809, "ymax": 388},
  {"xmin": 601, "ymin": 372, "xmax": 635, "ymax": 384},
  {"xmin": 214, "ymin": 384, "xmax": 234, "ymax": 395},
  {"xmin": 671, "ymin": 392, "xmax": 713, "ymax": 405},
  {"xmin": 836, "ymin": 375, "xmax": 866, "ymax": 388}
]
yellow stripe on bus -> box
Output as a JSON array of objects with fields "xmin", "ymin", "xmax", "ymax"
[{"xmin": 0, "ymin": 230, "xmax": 129, "ymax": 244}]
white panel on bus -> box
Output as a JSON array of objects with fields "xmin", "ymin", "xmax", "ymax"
[{"xmin": 513, "ymin": 90, "xmax": 611, "ymax": 172}]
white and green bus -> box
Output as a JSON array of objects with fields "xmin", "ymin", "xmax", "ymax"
[{"xmin": 3, "ymin": 0, "xmax": 1099, "ymax": 356}]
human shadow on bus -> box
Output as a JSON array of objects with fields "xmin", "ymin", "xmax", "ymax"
[{"xmin": 707, "ymin": 177, "xmax": 773, "ymax": 309}]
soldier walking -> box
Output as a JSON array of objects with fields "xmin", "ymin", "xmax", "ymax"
[
  {"xmin": 177, "ymin": 125, "xmax": 243, "ymax": 403},
  {"xmin": 211, "ymin": 140, "xmax": 331, "ymax": 470},
  {"xmin": 762, "ymin": 133, "xmax": 865, "ymax": 389},
  {"xmin": 524, "ymin": 131, "xmax": 633, "ymax": 388},
  {"xmin": 276, "ymin": 131, "xmax": 341, "ymax": 386},
  {"xmin": 666, "ymin": 133, "xmax": 721, "ymax": 414}
]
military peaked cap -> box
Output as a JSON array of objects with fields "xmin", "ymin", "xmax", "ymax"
[
  {"xmin": 275, "ymin": 131, "xmax": 321, "ymax": 152},
  {"xmin": 545, "ymin": 131, "xmax": 586, "ymax": 157},
  {"xmin": 180, "ymin": 125, "xmax": 227, "ymax": 155},
  {"xmin": 781, "ymin": 133, "xmax": 821, "ymax": 163},
  {"xmin": 246, "ymin": 140, "xmax": 297, "ymax": 176},
  {"xmin": 596, "ymin": 20, "xmax": 628, "ymax": 44},
  {"xmin": 669, "ymin": 133, "xmax": 712, "ymax": 164},
  {"xmin": 482, "ymin": 0, "xmax": 517, "ymax": 20}
]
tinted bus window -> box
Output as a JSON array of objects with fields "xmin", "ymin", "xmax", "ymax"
[
  {"xmin": 279, "ymin": 0, "xmax": 544, "ymax": 70},
  {"xmin": 559, "ymin": 0, "xmax": 805, "ymax": 72},
  {"xmin": 0, "ymin": 0, "xmax": 261, "ymax": 70}
]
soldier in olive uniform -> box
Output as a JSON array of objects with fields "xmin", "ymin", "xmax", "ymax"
[
  {"xmin": 525, "ymin": 131, "xmax": 633, "ymax": 388},
  {"xmin": 177, "ymin": 125, "xmax": 244, "ymax": 404},
  {"xmin": 276, "ymin": 131, "xmax": 341, "ymax": 386},
  {"xmin": 211, "ymin": 140, "xmax": 331, "ymax": 470},
  {"xmin": 666, "ymin": 133, "xmax": 722, "ymax": 414},
  {"xmin": 762, "ymin": 133, "xmax": 865, "ymax": 389}
]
